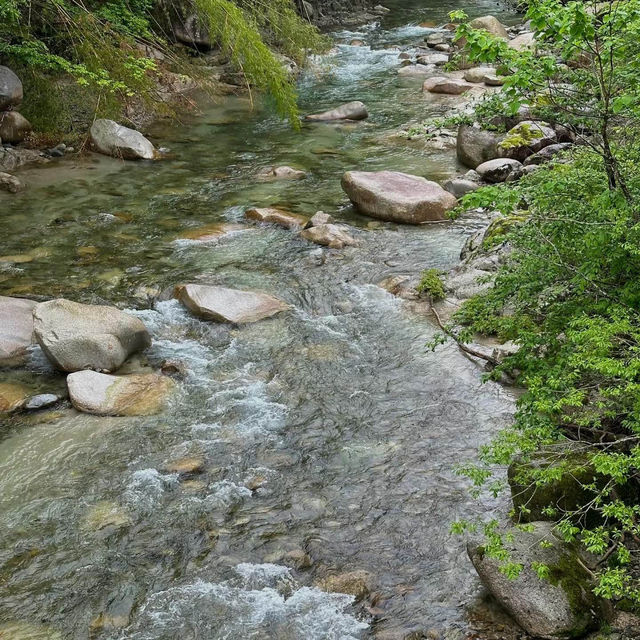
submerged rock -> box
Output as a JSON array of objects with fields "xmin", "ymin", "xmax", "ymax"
[
  {"xmin": 245, "ymin": 207, "xmax": 307, "ymax": 229},
  {"xmin": 0, "ymin": 171, "xmax": 24, "ymax": 193},
  {"xmin": 0, "ymin": 382, "xmax": 30, "ymax": 412},
  {"xmin": 67, "ymin": 371, "xmax": 175, "ymax": 416},
  {"xmin": 0, "ymin": 65, "xmax": 23, "ymax": 110},
  {"xmin": 316, "ymin": 570, "xmax": 373, "ymax": 602},
  {"xmin": 342, "ymin": 170, "xmax": 457, "ymax": 224},
  {"xmin": 0, "ymin": 111, "xmax": 32, "ymax": 144},
  {"xmin": 306, "ymin": 101, "xmax": 369, "ymax": 122},
  {"xmin": 33, "ymin": 299, "xmax": 151, "ymax": 373},
  {"xmin": 257, "ymin": 166, "xmax": 306, "ymax": 180},
  {"xmin": 468, "ymin": 521, "xmax": 597, "ymax": 639},
  {"xmin": 89, "ymin": 119, "xmax": 156, "ymax": 160},
  {"xmin": 397, "ymin": 63, "xmax": 434, "ymax": 76},
  {"xmin": 176, "ymin": 284, "xmax": 289, "ymax": 324},
  {"xmin": 301, "ymin": 224, "xmax": 357, "ymax": 249},
  {"xmin": 0, "ymin": 296, "xmax": 36, "ymax": 366},
  {"xmin": 163, "ymin": 456, "xmax": 205, "ymax": 476}
]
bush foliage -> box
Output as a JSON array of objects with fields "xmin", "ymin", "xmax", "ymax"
[
  {"xmin": 446, "ymin": 0, "xmax": 640, "ymax": 612},
  {"xmin": 0, "ymin": 0, "xmax": 329, "ymax": 132}
]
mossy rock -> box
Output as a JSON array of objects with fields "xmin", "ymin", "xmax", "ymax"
[
  {"xmin": 508, "ymin": 444, "xmax": 603, "ymax": 525},
  {"xmin": 468, "ymin": 521, "xmax": 600, "ymax": 639}
]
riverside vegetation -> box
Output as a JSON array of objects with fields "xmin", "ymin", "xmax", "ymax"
[
  {"xmin": 3, "ymin": 0, "xmax": 640, "ymax": 638},
  {"xmin": 0, "ymin": 0, "xmax": 329, "ymax": 134},
  {"xmin": 437, "ymin": 0, "xmax": 640, "ymax": 633}
]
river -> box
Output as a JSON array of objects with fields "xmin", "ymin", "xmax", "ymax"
[{"xmin": 0, "ymin": 2, "xmax": 520, "ymax": 638}]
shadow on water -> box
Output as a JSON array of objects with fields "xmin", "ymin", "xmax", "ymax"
[{"xmin": 0, "ymin": 1, "xmax": 521, "ymax": 638}]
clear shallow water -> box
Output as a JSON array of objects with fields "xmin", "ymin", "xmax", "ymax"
[{"xmin": 0, "ymin": 2, "xmax": 519, "ymax": 638}]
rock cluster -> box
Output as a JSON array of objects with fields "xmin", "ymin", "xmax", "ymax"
[{"xmin": 0, "ymin": 66, "xmax": 31, "ymax": 146}]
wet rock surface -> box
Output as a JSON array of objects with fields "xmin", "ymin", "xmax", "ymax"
[
  {"xmin": 67, "ymin": 370, "xmax": 175, "ymax": 416},
  {"xmin": 89, "ymin": 119, "xmax": 156, "ymax": 160},
  {"xmin": 468, "ymin": 522, "xmax": 597, "ymax": 639},
  {"xmin": 342, "ymin": 170, "xmax": 457, "ymax": 223},
  {"xmin": 176, "ymin": 284, "xmax": 289, "ymax": 324},
  {"xmin": 0, "ymin": 296, "xmax": 36, "ymax": 366},
  {"xmin": 33, "ymin": 299, "xmax": 151, "ymax": 373}
]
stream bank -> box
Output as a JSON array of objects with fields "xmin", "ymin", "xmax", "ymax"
[{"xmin": 0, "ymin": 3, "xmax": 539, "ymax": 640}]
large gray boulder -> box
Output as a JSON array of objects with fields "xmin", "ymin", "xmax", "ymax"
[
  {"xmin": 305, "ymin": 101, "xmax": 368, "ymax": 122},
  {"xmin": 476, "ymin": 158, "xmax": 523, "ymax": 183},
  {"xmin": 89, "ymin": 119, "xmax": 156, "ymax": 160},
  {"xmin": 342, "ymin": 170, "xmax": 457, "ymax": 224},
  {"xmin": 0, "ymin": 296, "xmax": 36, "ymax": 366},
  {"xmin": 468, "ymin": 522, "xmax": 597, "ymax": 639},
  {"xmin": 33, "ymin": 299, "xmax": 151, "ymax": 373},
  {"xmin": 67, "ymin": 371, "xmax": 175, "ymax": 416},
  {"xmin": 464, "ymin": 66, "xmax": 496, "ymax": 83},
  {"xmin": 457, "ymin": 124, "xmax": 504, "ymax": 169},
  {"xmin": 176, "ymin": 284, "xmax": 289, "ymax": 324},
  {"xmin": 0, "ymin": 112, "xmax": 31, "ymax": 144},
  {"xmin": 524, "ymin": 142, "xmax": 572, "ymax": 165},
  {"xmin": 0, "ymin": 66, "xmax": 23, "ymax": 111}
]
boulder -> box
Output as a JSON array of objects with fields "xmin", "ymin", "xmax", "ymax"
[
  {"xmin": 0, "ymin": 296, "xmax": 37, "ymax": 366},
  {"xmin": 468, "ymin": 522, "xmax": 597, "ymax": 639},
  {"xmin": 67, "ymin": 371, "xmax": 175, "ymax": 416},
  {"xmin": 524, "ymin": 143, "xmax": 572, "ymax": 165},
  {"xmin": 0, "ymin": 66, "xmax": 23, "ymax": 110},
  {"xmin": 305, "ymin": 101, "xmax": 368, "ymax": 122},
  {"xmin": 304, "ymin": 211, "xmax": 335, "ymax": 228},
  {"xmin": 469, "ymin": 15, "xmax": 509, "ymax": 39},
  {"xmin": 476, "ymin": 158, "xmax": 523, "ymax": 183},
  {"xmin": 499, "ymin": 121, "xmax": 558, "ymax": 161},
  {"xmin": 301, "ymin": 224, "xmax": 357, "ymax": 249},
  {"xmin": 509, "ymin": 32, "xmax": 536, "ymax": 51},
  {"xmin": 397, "ymin": 64, "xmax": 434, "ymax": 76},
  {"xmin": 456, "ymin": 124, "xmax": 504, "ymax": 168},
  {"xmin": 342, "ymin": 171, "xmax": 457, "ymax": 224},
  {"xmin": 245, "ymin": 207, "xmax": 307, "ymax": 229},
  {"xmin": 464, "ymin": 67, "xmax": 495, "ymax": 83},
  {"xmin": 508, "ymin": 445, "xmax": 602, "ymax": 524},
  {"xmin": 426, "ymin": 33, "xmax": 446, "ymax": 47},
  {"xmin": 423, "ymin": 77, "xmax": 471, "ymax": 95},
  {"xmin": 0, "ymin": 171, "xmax": 24, "ymax": 193},
  {"xmin": 89, "ymin": 119, "xmax": 156, "ymax": 160},
  {"xmin": 0, "ymin": 112, "xmax": 32, "ymax": 144},
  {"xmin": 257, "ymin": 166, "xmax": 306, "ymax": 180},
  {"xmin": 416, "ymin": 53, "xmax": 449, "ymax": 66},
  {"xmin": 173, "ymin": 14, "xmax": 211, "ymax": 50},
  {"xmin": 443, "ymin": 178, "xmax": 480, "ymax": 198},
  {"xmin": 33, "ymin": 299, "xmax": 151, "ymax": 373},
  {"xmin": 483, "ymin": 74, "xmax": 506, "ymax": 86},
  {"xmin": 176, "ymin": 284, "xmax": 288, "ymax": 324}
]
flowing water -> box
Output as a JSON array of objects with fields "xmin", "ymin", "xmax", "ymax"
[{"xmin": 0, "ymin": 2, "xmax": 521, "ymax": 638}]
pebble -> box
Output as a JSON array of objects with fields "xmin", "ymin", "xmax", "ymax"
[{"xmin": 24, "ymin": 394, "xmax": 60, "ymax": 411}]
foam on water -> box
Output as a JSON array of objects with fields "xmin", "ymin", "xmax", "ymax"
[
  {"xmin": 122, "ymin": 568, "xmax": 368, "ymax": 640},
  {"xmin": 124, "ymin": 469, "xmax": 179, "ymax": 513}
]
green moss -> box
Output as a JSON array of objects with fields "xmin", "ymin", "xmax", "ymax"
[
  {"xmin": 482, "ymin": 213, "xmax": 528, "ymax": 250},
  {"xmin": 416, "ymin": 269, "xmax": 446, "ymax": 300},
  {"xmin": 500, "ymin": 122, "xmax": 545, "ymax": 149}
]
